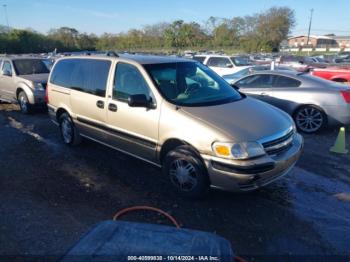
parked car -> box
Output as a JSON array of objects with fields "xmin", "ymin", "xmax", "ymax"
[
  {"xmin": 223, "ymin": 65, "xmax": 296, "ymax": 84},
  {"xmin": 279, "ymin": 55, "xmax": 328, "ymax": 71},
  {"xmin": 222, "ymin": 68, "xmax": 253, "ymax": 84},
  {"xmin": 334, "ymin": 52, "xmax": 350, "ymax": 63},
  {"xmin": 310, "ymin": 67, "xmax": 350, "ymax": 83},
  {"xmin": 233, "ymin": 71, "xmax": 350, "ymax": 133},
  {"xmin": 0, "ymin": 56, "xmax": 50, "ymax": 113},
  {"xmin": 192, "ymin": 54, "xmax": 251, "ymax": 76},
  {"xmin": 47, "ymin": 55, "xmax": 303, "ymax": 197}
]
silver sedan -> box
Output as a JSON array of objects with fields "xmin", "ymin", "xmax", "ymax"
[{"xmin": 233, "ymin": 71, "xmax": 350, "ymax": 133}]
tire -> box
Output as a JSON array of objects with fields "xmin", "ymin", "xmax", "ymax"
[
  {"xmin": 293, "ymin": 105, "xmax": 326, "ymax": 133},
  {"xmin": 18, "ymin": 91, "xmax": 32, "ymax": 114},
  {"xmin": 163, "ymin": 145, "xmax": 210, "ymax": 198},
  {"xmin": 58, "ymin": 112, "xmax": 81, "ymax": 146}
]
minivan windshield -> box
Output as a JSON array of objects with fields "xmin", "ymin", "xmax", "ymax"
[
  {"xmin": 144, "ymin": 62, "xmax": 243, "ymax": 106},
  {"xmin": 13, "ymin": 59, "xmax": 50, "ymax": 75}
]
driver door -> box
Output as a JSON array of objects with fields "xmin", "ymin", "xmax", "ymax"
[
  {"xmin": 105, "ymin": 62, "xmax": 160, "ymax": 163},
  {"xmin": 235, "ymin": 74, "xmax": 274, "ymax": 104}
]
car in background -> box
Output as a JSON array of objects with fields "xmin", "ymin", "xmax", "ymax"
[
  {"xmin": 223, "ymin": 65, "xmax": 296, "ymax": 84},
  {"xmin": 42, "ymin": 58, "xmax": 55, "ymax": 70},
  {"xmin": 0, "ymin": 56, "xmax": 50, "ymax": 113},
  {"xmin": 47, "ymin": 54, "xmax": 302, "ymax": 197},
  {"xmin": 249, "ymin": 54, "xmax": 273, "ymax": 65},
  {"xmin": 334, "ymin": 52, "xmax": 350, "ymax": 63},
  {"xmin": 311, "ymin": 67, "xmax": 350, "ymax": 83},
  {"xmin": 222, "ymin": 67, "xmax": 253, "ymax": 84},
  {"xmin": 233, "ymin": 70, "xmax": 350, "ymax": 133},
  {"xmin": 279, "ymin": 55, "xmax": 328, "ymax": 71},
  {"xmin": 193, "ymin": 54, "xmax": 251, "ymax": 76}
]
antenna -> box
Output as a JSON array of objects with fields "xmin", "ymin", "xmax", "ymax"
[
  {"xmin": 3, "ymin": 4, "xmax": 10, "ymax": 31},
  {"xmin": 306, "ymin": 8, "xmax": 314, "ymax": 46}
]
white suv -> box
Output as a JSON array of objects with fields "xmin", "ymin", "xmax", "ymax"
[{"xmin": 193, "ymin": 55, "xmax": 251, "ymax": 76}]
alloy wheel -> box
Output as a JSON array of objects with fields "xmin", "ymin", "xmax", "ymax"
[{"xmin": 295, "ymin": 107, "xmax": 324, "ymax": 133}]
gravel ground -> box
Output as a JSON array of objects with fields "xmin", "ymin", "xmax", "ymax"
[{"xmin": 1, "ymin": 103, "xmax": 350, "ymax": 261}]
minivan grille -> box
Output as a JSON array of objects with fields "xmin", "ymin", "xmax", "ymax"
[{"xmin": 262, "ymin": 130, "xmax": 294, "ymax": 155}]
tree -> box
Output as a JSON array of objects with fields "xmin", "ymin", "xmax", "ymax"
[
  {"xmin": 48, "ymin": 27, "xmax": 79, "ymax": 51},
  {"xmin": 256, "ymin": 7, "xmax": 295, "ymax": 51},
  {"xmin": 0, "ymin": 7, "xmax": 296, "ymax": 54}
]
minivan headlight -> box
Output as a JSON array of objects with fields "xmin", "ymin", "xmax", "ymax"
[{"xmin": 212, "ymin": 142, "xmax": 265, "ymax": 160}]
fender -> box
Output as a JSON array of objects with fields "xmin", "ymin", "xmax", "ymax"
[
  {"xmin": 16, "ymin": 82, "xmax": 35, "ymax": 104},
  {"xmin": 53, "ymin": 103, "xmax": 76, "ymax": 122},
  {"xmin": 330, "ymin": 75, "xmax": 350, "ymax": 82}
]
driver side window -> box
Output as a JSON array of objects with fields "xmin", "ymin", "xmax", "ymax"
[
  {"xmin": 236, "ymin": 74, "xmax": 273, "ymax": 88},
  {"xmin": 2, "ymin": 61, "xmax": 12, "ymax": 75},
  {"xmin": 113, "ymin": 63, "xmax": 152, "ymax": 101}
]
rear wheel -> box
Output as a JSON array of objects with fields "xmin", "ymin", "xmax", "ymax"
[
  {"xmin": 294, "ymin": 105, "xmax": 326, "ymax": 133},
  {"xmin": 163, "ymin": 146, "xmax": 210, "ymax": 198},
  {"xmin": 18, "ymin": 91, "xmax": 31, "ymax": 114},
  {"xmin": 59, "ymin": 113, "xmax": 81, "ymax": 146}
]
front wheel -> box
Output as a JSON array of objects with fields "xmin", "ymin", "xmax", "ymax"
[
  {"xmin": 163, "ymin": 146, "xmax": 210, "ymax": 198},
  {"xmin": 294, "ymin": 105, "xmax": 326, "ymax": 133},
  {"xmin": 59, "ymin": 113, "xmax": 81, "ymax": 146},
  {"xmin": 18, "ymin": 91, "xmax": 32, "ymax": 114}
]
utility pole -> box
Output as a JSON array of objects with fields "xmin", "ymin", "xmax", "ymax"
[
  {"xmin": 306, "ymin": 8, "xmax": 314, "ymax": 47},
  {"xmin": 3, "ymin": 4, "xmax": 9, "ymax": 31}
]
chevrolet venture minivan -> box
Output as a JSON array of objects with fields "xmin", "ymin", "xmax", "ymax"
[{"xmin": 47, "ymin": 54, "xmax": 303, "ymax": 197}]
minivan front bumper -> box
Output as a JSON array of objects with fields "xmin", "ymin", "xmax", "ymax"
[{"xmin": 201, "ymin": 133, "xmax": 303, "ymax": 192}]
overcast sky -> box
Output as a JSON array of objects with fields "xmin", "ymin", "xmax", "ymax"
[{"xmin": 2, "ymin": 0, "xmax": 350, "ymax": 36}]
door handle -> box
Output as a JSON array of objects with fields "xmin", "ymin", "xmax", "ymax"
[
  {"xmin": 260, "ymin": 92, "xmax": 269, "ymax": 96},
  {"xmin": 108, "ymin": 103, "xmax": 118, "ymax": 112},
  {"xmin": 96, "ymin": 100, "xmax": 104, "ymax": 109}
]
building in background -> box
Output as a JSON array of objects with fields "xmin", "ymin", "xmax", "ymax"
[
  {"xmin": 287, "ymin": 35, "xmax": 337, "ymax": 48},
  {"xmin": 333, "ymin": 36, "xmax": 350, "ymax": 48},
  {"xmin": 287, "ymin": 35, "xmax": 350, "ymax": 49}
]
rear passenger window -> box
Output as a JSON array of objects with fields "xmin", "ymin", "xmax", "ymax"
[
  {"xmin": 50, "ymin": 59, "xmax": 111, "ymax": 97},
  {"xmin": 50, "ymin": 60, "xmax": 75, "ymax": 87},
  {"xmin": 113, "ymin": 63, "xmax": 151, "ymax": 101},
  {"xmin": 273, "ymin": 76, "xmax": 301, "ymax": 88}
]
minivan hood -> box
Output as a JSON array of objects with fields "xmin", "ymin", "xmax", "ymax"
[
  {"xmin": 19, "ymin": 73, "xmax": 49, "ymax": 83},
  {"xmin": 180, "ymin": 97, "xmax": 293, "ymax": 142}
]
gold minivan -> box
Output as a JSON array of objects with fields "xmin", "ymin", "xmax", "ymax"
[{"xmin": 47, "ymin": 54, "xmax": 303, "ymax": 197}]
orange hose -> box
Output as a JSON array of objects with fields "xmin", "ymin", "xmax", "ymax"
[{"xmin": 112, "ymin": 205, "xmax": 181, "ymax": 228}]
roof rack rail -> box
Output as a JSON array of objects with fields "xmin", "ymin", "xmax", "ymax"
[{"xmin": 106, "ymin": 51, "xmax": 119, "ymax": 57}]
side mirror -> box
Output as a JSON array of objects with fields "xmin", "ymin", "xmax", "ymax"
[
  {"xmin": 226, "ymin": 63, "xmax": 233, "ymax": 68},
  {"xmin": 128, "ymin": 94, "xmax": 155, "ymax": 109},
  {"xmin": 2, "ymin": 69, "xmax": 12, "ymax": 77}
]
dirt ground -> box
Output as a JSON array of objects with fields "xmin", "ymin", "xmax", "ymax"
[{"xmin": 1, "ymin": 103, "xmax": 350, "ymax": 261}]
